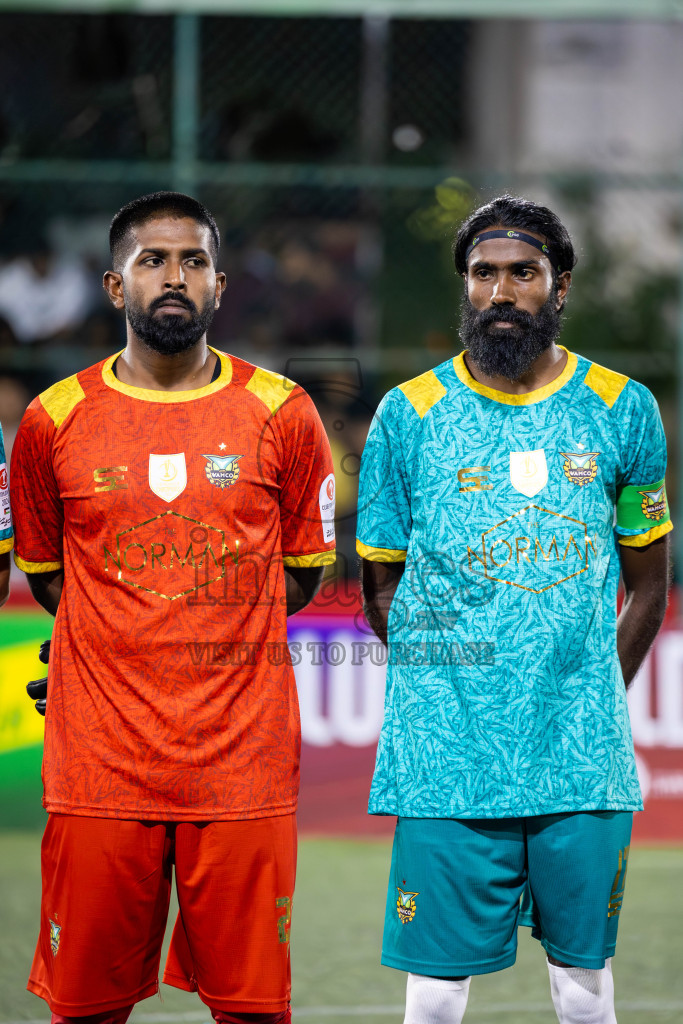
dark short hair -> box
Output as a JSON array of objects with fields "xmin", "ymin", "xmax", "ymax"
[
  {"xmin": 109, "ymin": 191, "xmax": 220, "ymax": 270},
  {"xmin": 453, "ymin": 195, "xmax": 577, "ymax": 278}
]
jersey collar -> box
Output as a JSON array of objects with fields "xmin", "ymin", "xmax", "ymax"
[
  {"xmin": 101, "ymin": 347, "xmax": 232, "ymax": 403},
  {"xmin": 452, "ymin": 346, "xmax": 577, "ymax": 406}
]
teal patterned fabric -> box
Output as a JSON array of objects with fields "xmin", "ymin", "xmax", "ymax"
[{"xmin": 357, "ymin": 351, "xmax": 670, "ymax": 818}]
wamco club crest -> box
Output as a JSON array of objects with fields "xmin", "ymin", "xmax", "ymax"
[
  {"xmin": 396, "ymin": 887, "xmax": 419, "ymax": 924},
  {"xmin": 560, "ymin": 451, "xmax": 599, "ymax": 486},
  {"xmin": 202, "ymin": 454, "xmax": 243, "ymax": 489}
]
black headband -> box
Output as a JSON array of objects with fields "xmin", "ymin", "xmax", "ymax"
[{"xmin": 465, "ymin": 229, "xmax": 561, "ymax": 272}]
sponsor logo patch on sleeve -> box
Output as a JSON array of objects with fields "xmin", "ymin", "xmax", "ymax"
[
  {"xmin": 319, "ymin": 473, "xmax": 336, "ymax": 543},
  {"xmin": 0, "ymin": 462, "xmax": 11, "ymax": 532}
]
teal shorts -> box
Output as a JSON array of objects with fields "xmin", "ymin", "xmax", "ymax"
[{"xmin": 382, "ymin": 812, "xmax": 632, "ymax": 977}]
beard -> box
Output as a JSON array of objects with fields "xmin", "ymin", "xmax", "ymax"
[
  {"xmin": 125, "ymin": 290, "xmax": 216, "ymax": 355},
  {"xmin": 459, "ymin": 293, "xmax": 563, "ymax": 382}
]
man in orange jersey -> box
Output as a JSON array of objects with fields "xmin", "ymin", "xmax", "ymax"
[{"xmin": 11, "ymin": 192, "xmax": 336, "ymax": 1024}]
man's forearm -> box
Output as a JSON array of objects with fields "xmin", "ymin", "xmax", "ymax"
[
  {"xmin": 363, "ymin": 599, "xmax": 393, "ymax": 648},
  {"xmin": 27, "ymin": 569, "xmax": 64, "ymax": 617},
  {"xmin": 361, "ymin": 559, "xmax": 405, "ymax": 647},
  {"xmin": 617, "ymin": 535, "xmax": 670, "ymax": 688},
  {"xmin": 617, "ymin": 589, "xmax": 667, "ymax": 688},
  {"xmin": 284, "ymin": 566, "xmax": 325, "ymax": 616}
]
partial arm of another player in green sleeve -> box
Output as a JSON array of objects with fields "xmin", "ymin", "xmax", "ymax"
[{"xmin": 617, "ymin": 534, "xmax": 670, "ymax": 688}]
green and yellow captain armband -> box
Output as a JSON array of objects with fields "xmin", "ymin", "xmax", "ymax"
[{"xmin": 616, "ymin": 479, "xmax": 672, "ymax": 547}]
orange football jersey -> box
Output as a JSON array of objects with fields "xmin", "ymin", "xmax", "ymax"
[{"xmin": 11, "ymin": 349, "xmax": 335, "ymax": 820}]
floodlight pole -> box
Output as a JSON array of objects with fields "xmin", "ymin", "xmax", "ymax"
[
  {"xmin": 172, "ymin": 14, "xmax": 200, "ymax": 194},
  {"xmin": 359, "ymin": 15, "xmax": 389, "ymax": 165}
]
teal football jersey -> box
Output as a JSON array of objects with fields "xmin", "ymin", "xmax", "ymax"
[{"xmin": 357, "ymin": 349, "xmax": 672, "ymax": 818}]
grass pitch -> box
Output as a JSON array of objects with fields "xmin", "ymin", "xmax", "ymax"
[{"xmin": 0, "ymin": 833, "xmax": 681, "ymax": 1024}]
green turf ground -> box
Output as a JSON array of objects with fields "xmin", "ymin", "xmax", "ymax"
[{"xmin": 0, "ymin": 834, "xmax": 681, "ymax": 1024}]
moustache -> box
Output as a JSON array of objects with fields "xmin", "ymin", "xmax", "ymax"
[
  {"xmin": 475, "ymin": 306, "xmax": 535, "ymax": 330},
  {"xmin": 149, "ymin": 293, "xmax": 195, "ymax": 314}
]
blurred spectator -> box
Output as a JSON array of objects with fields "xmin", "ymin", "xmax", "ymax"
[
  {"xmin": 275, "ymin": 238, "xmax": 356, "ymax": 349},
  {"xmin": 209, "ymin": 228, "xmax": 362, "ymax": 366},
  {"xmin": 209, "ymin": 233, "xmax": 276, "ymax": 355},
  {"xmin": 0, "ymin": 375, "xmax": 30, "ymax": 458},
  {"xmin": 291, "ymin": 360, "xmax": 373, "ymax": 574},
  {"xmin": 215, "ymin": 93, "xmax": 339, "ymax": 163},
  {"xmin": 0, "ymin": 314, "xmax": 18, "ymax": 353},
  {"xmin": 0, "ymin": 241, "xmax": 95, "ymax": 345},
  {"xmin": 75, "ymin": 309, "xmax": 126, "ymax": 355}
]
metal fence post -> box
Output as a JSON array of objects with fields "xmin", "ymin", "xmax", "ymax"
[
  {"xmin": 172, "ymin": 13, "xmax": 200, "ymax": 194},
  {"xmin": 359, "ymin": 14, "xmax": 389, "ymax": 166}
]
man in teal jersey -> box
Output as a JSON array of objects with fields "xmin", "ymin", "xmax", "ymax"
[{"xmin": 357, "ymin": 195, "xmax": 671, "ymax": 1024}]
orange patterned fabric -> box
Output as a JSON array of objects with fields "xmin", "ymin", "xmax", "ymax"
[
  {"xmin": 10, "ymin": 350, "xmax": 335, "ymax": 820},
  {"xmin": 29, "ymin": 814, "xmax": 296, "ymax": 1014}
]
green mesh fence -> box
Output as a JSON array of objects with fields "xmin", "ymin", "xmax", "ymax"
[
  {"xmin": 0, "ymin": 14, "xmax": 173, "ymax": 164},
  {"xmin": 0, "ymin": 12, "xmax": 681, "ymax": 568},
  {"xmin": 199, "ymin": 17, "xmax": 363, "ymax": 163}
]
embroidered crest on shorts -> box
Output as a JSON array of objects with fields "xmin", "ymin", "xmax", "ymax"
[
  {"xmin": 49, "ymin": 918, "xmax": 62, "ymax": 957},
  {"xmin": 202, "ymin": 454, "xmax": 243, "ymax": 489},
  {"xmin": 396, "ymin": 887, "xmax": 419, "ymax": 924},
  {"xmin": 638, "ymin": 486, "xmax": 667, "ymax": 521},
  {"xmin": 608, "ymin": 845, "xmax": 630, "ymax": 918},
  {"xmin": 560, "ymin": 451, "xmax": 600, "ymax": 487},
  {"xmin": 276, "ymin": 896, "xmax": 292, "ymax": 943}
]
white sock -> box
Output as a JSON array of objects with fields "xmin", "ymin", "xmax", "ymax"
[
  {"xmin": 403, "ymin": 972, "xmax": 471, "ymax": 1024},
  {"xmin": 547, "ymin": 958, "xmax": 617, "ymax": 1024}
]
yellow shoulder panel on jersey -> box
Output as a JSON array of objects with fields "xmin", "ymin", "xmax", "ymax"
[
  {"xmin": 398, "ymin": 370, "xmax": 447, "ymax": 420},
  {"xmin": 39, "ymin": 375, "xmax": 85, "ymax": 428},
  {"xmin": 245, "ymin": 366, "xmax": 297, "ymax": 416},
  {"xmin": 584, "ymin": 362, "xmax": 629, "ymax": 409}
]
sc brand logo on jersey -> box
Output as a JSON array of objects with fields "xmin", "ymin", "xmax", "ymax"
[
  {"xmin": 93, "ymin": 466, "xmax": 128, "ymax": 492},
  {"xmin": 457, "ymin": 466, "xmax": 492, "ymax": 492}
]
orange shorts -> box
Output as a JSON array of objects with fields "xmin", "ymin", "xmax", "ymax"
[{"xmin": 28, "ymin": 813, "xmax": 297, "ymax": 1015}]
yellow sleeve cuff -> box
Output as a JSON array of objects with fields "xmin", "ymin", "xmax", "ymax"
[
  {"xmin": 282, "ymin": 550, "xmax": 336, "ymax": 568},
  {"xmin": 618, "ymin": 520, "xmax": 673, "ymax": 548},
  {"xmin": 0, "ymin": 537, "xmax": 14, "ymax": 555},
  {"xmin": 14, "ymin": 555, "xmax": 63, "ymax": 573},
  {"xmin": 356, "ymin": 539, "xmax": 407, "ymax": 562}
]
